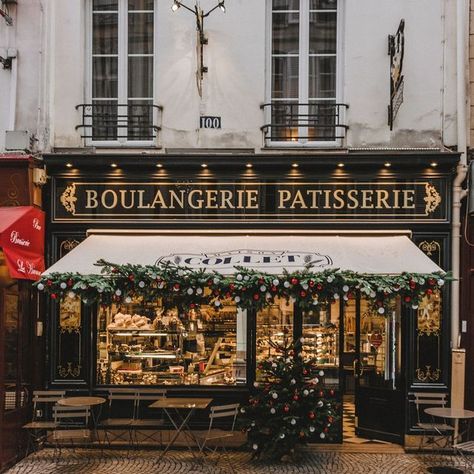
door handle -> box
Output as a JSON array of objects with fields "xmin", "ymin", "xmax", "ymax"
[
  {"xmin": 359, "ymin": 359, "xmax": 364, "ymax": 377},
  {"xmin": 353, "ymin": 358, "xmax": 359, "ymax": 378}
]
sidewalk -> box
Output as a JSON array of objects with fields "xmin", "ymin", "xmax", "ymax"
[{"xmin": 5, "ymin": 448, "xmax": 472, "ymax": 474}]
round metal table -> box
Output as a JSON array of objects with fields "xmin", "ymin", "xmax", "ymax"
[{"xmin": 424, "ymin": 407, "xmax": 474, "ymax": 474}]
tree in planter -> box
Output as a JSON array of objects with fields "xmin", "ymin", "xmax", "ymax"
[{"xmin": 239, "ymin": 332, "xmax": 339, "ymax": 460}]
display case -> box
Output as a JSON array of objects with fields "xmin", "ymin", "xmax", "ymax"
[{"xmin": 97, "ymin": 299, "xmax": 246, "ymax": 386}]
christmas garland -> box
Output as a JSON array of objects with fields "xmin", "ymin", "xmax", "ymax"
[{"xmin": 34, "ymin": 258, "xmax": 448, "ymax": 313}]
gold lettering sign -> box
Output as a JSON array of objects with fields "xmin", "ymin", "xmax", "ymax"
[{"xmin": 55, "ymin": 180, "xmax": 446, "ymax": 223}]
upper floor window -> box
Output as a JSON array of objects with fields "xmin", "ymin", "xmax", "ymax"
[
  {"xmin": 83, "ymin": 0, "xmax": 158, "ymax": 145},
  {"xmin": 263, "ymin": 0, "xmax": 347, "ymax": 146}
]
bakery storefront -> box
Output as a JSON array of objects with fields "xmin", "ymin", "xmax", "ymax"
[{"xmin": 41, "ymin": 152, "xmax": 457, "ymax": 445}]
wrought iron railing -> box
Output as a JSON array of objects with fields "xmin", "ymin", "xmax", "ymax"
[
  {"xmin": 75, "ymin": 103, "xmax": 163, "ymax": 142},
  {"xmin": 261, "ymin": 102, "xmax": 349, "ymax": 145}
]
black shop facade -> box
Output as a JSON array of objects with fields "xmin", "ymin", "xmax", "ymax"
[{"xmin": 42, "ymin": 152, "xmax": 458, "ymax": 445}]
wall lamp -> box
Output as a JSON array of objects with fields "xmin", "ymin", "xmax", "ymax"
[{"xmin": 171, "ymin": 1, "xmax": 226, "ymax": 96}]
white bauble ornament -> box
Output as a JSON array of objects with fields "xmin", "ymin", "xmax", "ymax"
[
  {"xmin": 214, "ymin": 300, "xmax": 221, "ymax": 307},
  {"xmin": 290, "ymin": 378, "xmax": 296, "ymax": 385},
  {"xmin": 280, "ymin": 433, "xmax": 285, "ymax": 439},
  {"xmin": 260, "ymin": 285, "xmax": 266, "ymax": 292},
  {"xmin": 251, "ymin": 421, "xmax": 255, "ymax": 427},
  {"xmin": 270, "ymin": 407, "xmax": 276, "ymax": 414},
  {"xmin": 234, "ymin": 296, "xmax": 241, "ymax": 303},
  {"xmin": 284, "ymin": 281, "xmax": 290, "ymax": 288},
  {"xmin": 150, "ymin": 273, "xmax": 157, "ymax": 280},
  {"xmin": 438, "ymin": 279, "xmax": 445, "ymax": 287},
  {"xmin": 318, "ymin": 370, "xmax": 324, "ymax": 377},
  {"xmin": 327, "ymin": 276, "xmax": 334, "ymax": 283},
  {"xmin": 342, "ymin": 285, "xmax": 350, "ymax": 293},
  {"xmin": 317, "ymin": 401, "xmax": 324, "ymax": 408},
  {"xmin": 252, "ymin": 444, "xmax": 258, "ymax": 450},
  {"xmin": 272, "ymin": 392, "xmax": 278, "ymax": 399},
  {"xmin": 187, "ymin": 288, "xmax": 194, "ymax": 295},
  {"xmin": 369, "ymin": 291, "xmax": 376, "ymax": 298},
  {"xmin": 272, "ymin": 362, "xmax": 277, "ymax": 368},
  {"xmin": 312, "ymin": 299, "xmax": 319, "ymax": 306},
  {"xmin": 412, "ymin": 304, "xmax": 419, "ymax": 310},
  {"xmin": 115, "ymin": 289, "xmax": 122, "ymax": 296},
  {"xmin": 97, "ymin": 287, "xmax": 104, "ymax": 293},
  {"xmin": 320, "ymin": 432, "xmax": 326, "ymax": 439},
  {"xmin": 37, "ymin": 283, "xmax": 45, "ymax": 291},
  {"xmin": 253, "ymin": 382, "xmax": 259, "ymax": 388},
  {"xmin": 244, "ymin": 275, "xmax": 250, "ymax": 281},
  {"xmin": 196, "ymin": 287, "xmax": 203, "ymax": 295},
  {"xmin": 125, "ymin": 296, "xmax": 132, "ymax": 303},
  {"xmin": 68, "ymin": 291, "xmax": 75, "ymax": 299},
  {"xmin": 300, "ymin": 337, "xmax": 305, "ymax": 343},
  {"xmin": 178, "ymin": 270, "xmax": 184, "ymax": 277},
  {"xmin": 236, "ymin": 274, "xmax": 243, "ymax": 281},
  {"xmin": 343, "ymin": 295, "xmax": 349, "ymax": 301},
  {"xmin": 302, "ymin": 283, "xmax": 309, "ymax": 290},
  {"xmin": 213, "ymin": 277, "xmax": 219, "ymax": 285},
  {"xmin": 309, "ymin": 426, "xmax": 315, "ymax": 433},
  {"xmin": 240, "ymin": 407, "xmax": 246, "ymax": 413},
  {"xmin": 272, "ymin": 279, "xmax": 280, "ymax": 286},
  {"xmin": 303, "ymin": 389, "xmax": 309, "ymax": 396},
  {"xmin": 60, "ymin": 282, "xmax": 67, "ymax": 290},
  {"xmin": 290, "ymin": 419, "xmax": 296, "ymax": 425},
  {"xmin": 313, "ymin": 377, "xmax": 319, "ymax": 384},
  {"xmin": 377, "ymin": 307, "xmax": 385, "ymax": 314},
  {"xmin": 333, "ymin": 293, "xmax": 340, "ymax": 300},
  {"xmin": 138, "ymin": 281, "xmax": 145, "ymax": 288}
]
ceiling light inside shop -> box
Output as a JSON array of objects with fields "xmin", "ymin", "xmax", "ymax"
[
  {"xmin": 430, "ymin": 162, "xmax": 438, "ymax": 167},
  {"xmin": 384, "ymin": 162, "xmax": 391, "ymax": 167},
  {"xmin": 337, "ymin": 163, "xmax": 344, "ymax": 168},
  {"xmin": 246, "ymin": 163, "xmax": 253, "ymax": 169},
  {"xmin": 111, "ymin": 163, "xmax": 118, "ymax": 168},
  {"xmin": 201, "ymin": 163, "xmax": 208, "ymax": 168},
  {"xmin": 291, "ymin": 163, "xmax": 299, "ymax": 168},
  {"xmin": 156, "ymin": 163, "xmax": 163, "ymax": 168},
  {"xmin": 66, "ymin": 163, "xmax": 73, "ymax": 168}
]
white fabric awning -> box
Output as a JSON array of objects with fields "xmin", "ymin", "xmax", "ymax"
[{"xmin": 44, "ymin": 231, "xmax": 444, "ymax": 276}]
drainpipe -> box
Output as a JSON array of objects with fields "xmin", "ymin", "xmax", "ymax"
[{"xmin": 451, "ymin": 0, "xmax": 469, "ymax": 351}]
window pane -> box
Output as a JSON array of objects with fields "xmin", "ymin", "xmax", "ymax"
[
  {"xmin": 93, "ymin": 0, "xmax": 118, "ymax": 11},
  {"xmin": 93, "ymin": 57, "xmax": 118, "ymax": 98},
  {"xmin": 309, "ymin": 12, "xmax": 336, "ymax": 54},
  {"xmin": 92, "ymin": 100, "xmax": 118, "ymax": 140},
  {"xmin": 272, "ymin": 56, "xmax": 299, "ymax": 98},
  {"xmin": 309, "ymin": 56, "xmax": 335, "ymax": 98},
  {"xmin": 128, "ymin": 56, "xmax": 153, "ymax": 98},
  {"xmin": 272, "ymin": 0, "xmax": 299, "ymax": 10},
  {"xmin": 310, "ymin": 0, "xmax": 337, "ymax": 10},
  {"xmin": 272, "ymin": 12, "xmax": 299, "ymax": 54},
  {"xmin": 270, "ymin": 101, "xmax": 298, "ymax": 141},
  {"xmin": 128, "ymin": 12, "xmax": 154, "ymax": 54},
  {"xmin": 129, "ymin": 0, "xmax": 154, "ymax": 10},
  {"xmin": 93, "ymin": 13, "xmax": 118, "ymax": 55},
  {"xmin": 307, "ymin": 100, "xmax": 336, "ymax": 140},
  {"xmin": 128, "ymin": 100, "xmax": 153, "ymax": 140}
]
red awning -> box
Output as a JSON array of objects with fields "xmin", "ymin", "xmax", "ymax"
[{"xmin": 0, "ymin": 206, "xmax": 45, "ymax": 281}]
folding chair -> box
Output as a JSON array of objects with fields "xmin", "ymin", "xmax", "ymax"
[
  {"xmin": 413, "ymin": 392, "xmax": 455, "ymax": 452},
  {"xmin": 197, "ymin": 403, "xmax": 240, "ymax": 472},
  {"xmin": 130, "ymin": 389, "xmax": 167, "ymax": 447},
  {"xmin": 52, "ymin": 405, "xmax": 91, "ymax": 461},
  {"xmin": 22, "ymin": 390, "xmax": 66, "ymax": 454},
  {"xmin": 453, "ymin": 440, "xmax": 474, "ymax": 470},
  {"xmin": 98, "ymin": 388, "xmax": 136, "ymax": 447}
]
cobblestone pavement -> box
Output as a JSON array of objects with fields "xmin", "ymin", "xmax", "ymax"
[{"xmin": 5, "ymin": 448, "xmax": 474, "ymax": 474}]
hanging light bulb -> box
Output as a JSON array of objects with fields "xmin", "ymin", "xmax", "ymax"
[
  {"xmin": 219, "ymin": 1, "xmax": 226, "ymax": 12},
  {"xmin": 171, "ymin": 1, "xmax": 180, "ymax": 12}
]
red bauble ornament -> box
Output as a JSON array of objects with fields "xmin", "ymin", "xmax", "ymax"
[
  {"xmin": 404, "ymin": 295, "xmax": 412, "ymax": 303},
  {"xmin": 51, "ymin": 293, "xmax": 57, "ymax": 299},
  {"xmin": 47, "ymin": 280, "xmax": 53, "ymax": 287},
  {"xmin": 253, "ymin": 293, "xmax": 260, "ymax": 301},
  {"xmin": 328, "ymin": 416, "xmax": 334, "ymax": 423},
  {"xmin": 308, "ymin": 411, "xmax": 315, "ymax": 420},
  {"xmin": 428, "ymin": 278, "xmax": 436, "ymax": 286},
  {"xmin": 300, "ymin": 290, "xmax": 307, "ymax": 298},
  {"xmin": 376, "ymin": 300, "xmax": 383, "ymax": 307},
  {"xmin": 111, "ymin": 268, "xmax": 118, "ymax": 274},
  {"xmin": 291, "ymin": 277, "xmax": 299, "ymax": 285},
  {"xmin": 67, "ymin": 278, "xmax": 74, "ymax": 287},
  {"xmin": 309, "ymin": 280, "xmax": 315, "ymax": 287},
  {"xmin": 271, "ymin": 285, "xmax": 277, "ymax": 292},
  {"xmin": 207, "ymin": 279, "xmax": 213, "ymax": 286},
  {"xmin": 293, "ymin": 395, "xmax": 299, "ymax": 401},
  {"xmin": 319, "ymin": 390, "xmax": 324, "ymax": 397},
  {"xmin": 316, "ymin": 283, "xmax": 323, "ymax": 290},
  {"xmin": 329, "ymin": 389, "xmax": 335, "ymax": 396},
  {"xmin": 409, "ymin": 280, "xmax": 416, "ymax": 289},
  {"xmin": 190, "ymin": 303, "xmax": 195, "ymax": 309},
  {"xmin": 284, "ymin": 404, "xmax": 290, "ymax": 413},
  {"xmin": 174, "ymin": 283, "xmax": 180, "ymax": 290},
  {"xmin": 128, "ymin": 274, "xmax": 135, "ymax": 282},
  {"xmin": 324, "ymin": 427, "xmax": 329, "ymax": 433},
  {"xmin": 347, "ymin": 292, "xmax": 353, "ymax": 299},
  {"xmin": 425, "ymin": 288, "xmax": 433, "ymax": 295},
  {"xmin": 229, "ymin": 283, "xmax": 235, "ymax": 291},
  {"xmin": 303, "ymin": 369, "xmax": 308, "ymax": 375},
  {"xmin": 258, "ymin": 278, "xmax": 265, "ymax": 285}
]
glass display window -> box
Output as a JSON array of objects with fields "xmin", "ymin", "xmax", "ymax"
[{"xmin": 97, "ymin": 299, "xmax": 247, "ymax": 386}]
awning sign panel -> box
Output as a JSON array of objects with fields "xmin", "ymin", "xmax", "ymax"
[
  {"xmin": 0, "ymin": 206, "xmax": 45, "ymax": 280},
  {"xmin": 53, "ymin": 179, "xmax": 447, "ymax": 223}
]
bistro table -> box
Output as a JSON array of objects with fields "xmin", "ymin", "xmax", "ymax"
[
  {"xmin": 57, "ymin": 396, "xmax": 107, "ymax": 445},
  {"xmin": 424, "ymin": 407, "xmax": 474, "ymax": 474},
  {"xmin": 150, "ymin": 397, "xmax": 213, "ymax": 462}
]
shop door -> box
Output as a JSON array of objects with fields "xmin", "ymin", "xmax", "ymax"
[{"xmin": 354, "ymin": 298, "xmax": 404, "ymax": 443}]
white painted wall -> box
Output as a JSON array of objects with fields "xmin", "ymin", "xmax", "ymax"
[
  {"xmin": 8, "ymin": 0, "xmax": 460, "ymax": 152},
  {"xmin": 0, "ymin": 0, "xmax": 47, "ymax": 152}
]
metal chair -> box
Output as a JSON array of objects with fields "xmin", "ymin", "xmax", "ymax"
[
  {"xmin": 99, "ymin": 388, "xmax": 136, "ymax": 447},
  {"xmin": 453, "ymin": 440, "xmax": 474, "ymax": 470},
  {"xmin": 22, "ymin": 390, "xmax": 66, "ymax": 454},
  {"xmin": 197, "ymin": 403, "xmax": 240, "ymax": 472},
  {"xmin": 52, "ymin": 405, "xmax": 91, "ymax": 461},
  {"xmin": 413, "ymin": 392, "xmax": 455, "ymax": 451},
  {"xmin": 130, "ymin": 388, "xmax": 167, "ymax": 447}
]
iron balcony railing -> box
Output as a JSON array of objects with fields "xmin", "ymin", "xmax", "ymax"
[
  {"xmin": 261, "ymin": 102, "xmax": 349, "ymax": 145},
  {"xmin": 75, "ymin": 103, "xmax": 163, "ymax": 142}
]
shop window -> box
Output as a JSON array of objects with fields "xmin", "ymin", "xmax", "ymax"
[
  {"xmin": 97, "ymin": 299, "xmax": 247, "ymax": 386},
  {"xmin": 415, "ymin": 291, "xmax": 442, "ymax": 383},
  {"xmin": 264, "ymin": 0, "xmax": 345, "ymax": 145},
  {"xmin": 86, "ymin": 0, "xmax": 156, "ymax": 144}
]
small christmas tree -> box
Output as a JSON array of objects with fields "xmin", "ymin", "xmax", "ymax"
[{"xmin": 239, "ymin": 332, "xmax": 339, "ymax": 460}]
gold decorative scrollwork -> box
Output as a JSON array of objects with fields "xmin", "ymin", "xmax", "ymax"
[
  {"xmin": 60, "ymin": 184, "xmax": 77, "ymax": 215},
  {"xmin": 57, "ymin": 363, "xmax": 82, "ymax": 378},
  {"xmin": 417, "ymin": 293, "xmax": 441, "ymax": 336},
  {"xmin": 416, "ymin": 365, "xmax": 441, "ymax": 382},
  {"xmin": 424, "ymin": 183, "xmax": 442, "ymax": 214},
  {"xmin": 59, "ymin": 295, "xmax": 81, "ymax": 334},
  {"xmin": 60, "ymin": 239, "xmax": 80, "ymax": 257},
  {"xmin": 418, "ymin": 240, "xmax": 440, "ymax": 257}
]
